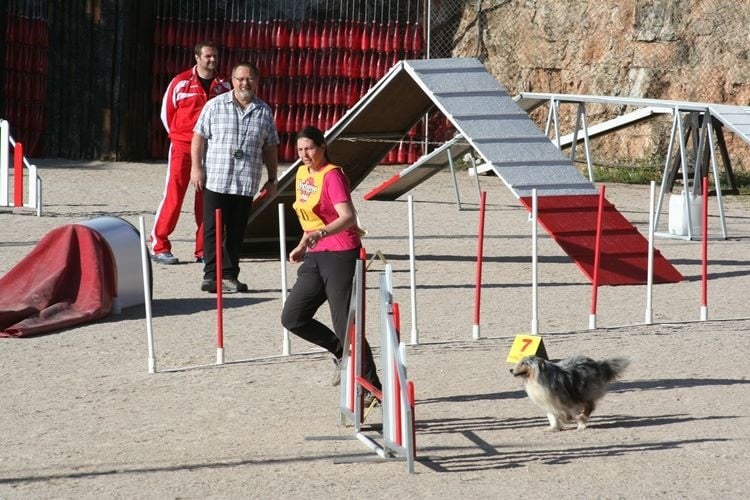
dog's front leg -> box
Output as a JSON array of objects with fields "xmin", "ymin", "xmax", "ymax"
[{"xmin": 546, "ymin": 413, "xmax": 564, "ymax": 431}]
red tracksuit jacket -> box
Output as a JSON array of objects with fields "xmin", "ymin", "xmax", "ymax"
[{"xmin": 160, "ymin": 66, "xmax": 231, "ymax": 143}]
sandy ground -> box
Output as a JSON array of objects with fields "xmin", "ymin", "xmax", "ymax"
[{"xmin": 1, "ymin": 160, "xmax": 749, "ymax": 498}]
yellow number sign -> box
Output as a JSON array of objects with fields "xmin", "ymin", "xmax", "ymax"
[{"xmin": 506, "ymin": 334, "xmax": 548, "ymax": 364}]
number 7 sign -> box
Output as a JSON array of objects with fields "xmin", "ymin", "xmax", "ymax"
[{"xmin": 506, "ymin": 334, "xmax": 548, "ymax": 363}]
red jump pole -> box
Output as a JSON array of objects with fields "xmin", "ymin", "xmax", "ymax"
[
  {"xmin": 215, "ymin": 208, "xmax": 224, "ymax": 364},
  {"xmin": 589, "ymin": 185, "xmax": 605, "ymax": 330},
  {"xmin": 473, "ymin": 191, "xmax": 487, "ymax": 339},
  {"xmin": 13, "ymin": 141, "xmax": 23, "ymax": 207},
  {"xmin": 700, "ymin": 175, "xmax": 708, "ymax": 321}
]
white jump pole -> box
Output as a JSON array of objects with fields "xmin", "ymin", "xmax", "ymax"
[
  {"xmin": 530, "ymin": 188, "xmax": 539, "ymax": 335},
  {"xmin": 28, "ymin": 163, "xmax": 41, "ymax": 215},
  {"xmin": 407, "ymin": 195, "xmax": 419, "ymax": 345},
  {"xmin": 138, "ymin": 216, "xmax": 156, "ymax": 374},
  {"xmin": 36, "ymin": 175, "xmax": 42, "ymax": 217},
  {"xmin": 278, "ymin": 203, "xmax": 291, "ymax": 355},
  {"xmin": 700, "ymin": 175, "xmax": 709, "ymax": 321},
  {"xmin": 645, "ymin": 181, "xmax": 655, "ymax": 324},
  {"xmin": 23, "ymin": 159, "xmax": 38, "ymax": 211}
]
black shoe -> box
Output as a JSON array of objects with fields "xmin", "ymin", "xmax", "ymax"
[
  {"xmin": 200, "ymin": 278, "xmax": 247, "ymax": 294},
  {"xmin": 200, "ymin": 279, "xmax": 216, "ymax": 293},
  {"xmin": 222, "ymin": 278, "xmax": 248, "ymax": 293}
]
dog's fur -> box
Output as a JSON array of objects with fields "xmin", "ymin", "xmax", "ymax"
[{"xmin": 510, "ymin": 355, "xmax": 630, "ymax": 430}]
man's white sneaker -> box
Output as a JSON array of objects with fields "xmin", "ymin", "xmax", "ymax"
[{"xmin": 152, "ymin": 252, "xmax": 178, "ymax": 265}]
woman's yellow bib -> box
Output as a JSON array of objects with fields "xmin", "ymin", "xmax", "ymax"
[{"xmin": 293, "ymin": 163, "xmax": 339, "ymax": 231}]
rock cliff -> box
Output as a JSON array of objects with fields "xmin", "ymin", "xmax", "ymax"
[{"xmin": 447, "ymin": 0, "xmax": 750, "ymax": 172}]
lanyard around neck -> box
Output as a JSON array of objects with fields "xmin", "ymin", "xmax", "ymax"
[{"xmin": 233, "ymin": 100, "xmax": 252, "ymax": 155}]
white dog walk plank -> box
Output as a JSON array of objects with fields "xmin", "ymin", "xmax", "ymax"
[{"xmin": 709, "ymin": 104, "xmax": 750, "ymax": 142}]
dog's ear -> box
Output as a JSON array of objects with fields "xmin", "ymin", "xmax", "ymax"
[{"xmin": 537, "ymin": 358, "xmax": 546, "ymax": 372}]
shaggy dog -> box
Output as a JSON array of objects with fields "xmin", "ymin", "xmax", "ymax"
[{"xmin": 510, "ymin": 355, "xmax": 630, "ymax": 430}]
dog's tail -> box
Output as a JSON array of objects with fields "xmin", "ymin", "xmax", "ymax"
[{"xmin": 601, "ymin": 357, "xmax": 630, "ymax": 380}]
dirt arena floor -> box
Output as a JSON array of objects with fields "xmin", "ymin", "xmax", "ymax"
[{"xmin": 1, "ymin": 160, "xmax": 749, "ymax": 498}]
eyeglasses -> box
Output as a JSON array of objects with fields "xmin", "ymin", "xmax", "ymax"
[{"xmin": 233, "ymin": 77, "xmax": 256, "ymax": 83}]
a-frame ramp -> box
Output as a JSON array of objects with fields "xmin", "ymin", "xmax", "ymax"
[{"xmin": 245, "ymin": 58, "xmax": 682, "ymax": 285}]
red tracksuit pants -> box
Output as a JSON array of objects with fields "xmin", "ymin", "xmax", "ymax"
[{"xmin": 151, "ymin": 140, "xmax": 203, "ymax": 258}]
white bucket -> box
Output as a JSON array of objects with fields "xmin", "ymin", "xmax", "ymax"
[
  {"xmin": 77, "ymin": 216, "xmax": 149, "ymax": 312},
  {"xmin": 668, "ymin": 191, "xmax": 702, "ymax": 237}
]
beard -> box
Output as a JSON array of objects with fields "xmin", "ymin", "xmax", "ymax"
[{"xmin": 238, "ymin": 89, "xmax": 253, "ymax": 100}]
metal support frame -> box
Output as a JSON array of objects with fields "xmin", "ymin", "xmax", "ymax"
[
  {"xmin": 570, "ymin": 103, "xmax": 595, "ymax": 181},
  {"xmin": 546, "ymin": 99, "xmax": 594, "ymax": 181},
  {"xmin": 654, "ymin": 109, "xmax": 728, "ymax": 240},
  {"xmin": 446, "ymin": 144, "xmax": 462, "ymax": 210},
  {"xmin": 467, "ymin": 153, "xmax": 482, "ymax": 199},
  {"xmin": 538, "ymin": 98, "xmax": 729, "ymax": 241}
]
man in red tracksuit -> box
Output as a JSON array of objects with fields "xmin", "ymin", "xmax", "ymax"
[{"xmin": 150, "ymin": 41, "xmax": 231, "ymax": 265}]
